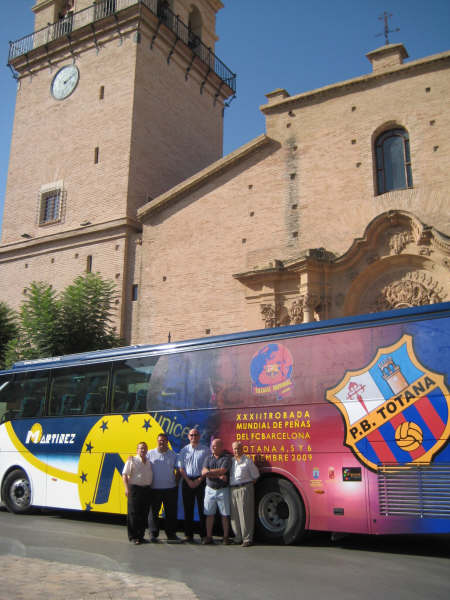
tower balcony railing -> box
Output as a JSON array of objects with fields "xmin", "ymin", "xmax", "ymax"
[{"xmin": 8, "ymin": 0, "xmax": 236, "ymax": 93}]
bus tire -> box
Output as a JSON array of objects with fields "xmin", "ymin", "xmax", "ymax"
[
  {"xmin": 2, "ymin": 469, "xmax": 32, "ymax": 514},
  {"xmin": 255, "ymin": 477, "xmax": 305, "ymax": 545}
]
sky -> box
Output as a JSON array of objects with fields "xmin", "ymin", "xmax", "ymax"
[{"xmin": 0, "ymin": 0, "xmax": 449, "ymax": 234}]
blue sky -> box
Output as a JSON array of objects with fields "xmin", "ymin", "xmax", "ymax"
[{"xmin": 1, "ymin": 0, "xmax": 449, "ymax": 234}]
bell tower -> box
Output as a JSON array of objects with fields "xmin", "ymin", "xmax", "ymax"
[{"xmin": 0, "ymin": 0, "xmax": 235, "ymax": 339}]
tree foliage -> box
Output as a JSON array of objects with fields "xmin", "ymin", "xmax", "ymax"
[
  {"xmin": 3, "ymin": 273, "xmax": 122, "ymax": 367},
  {"xmin": 0, "ymin": 301, "xmax": 18, "ymax": 369},
  {"xmin": 58, "ymin": 273, "xmax": 122, "ymax": 354}
]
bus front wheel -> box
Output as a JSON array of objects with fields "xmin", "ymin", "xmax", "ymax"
[
  {"xmin": 2, "ymin": 469, "xmax": 32, "ymax": 514},
  {"xmin": 255, "ymin": 477, "xmax": 305, "ymax": 545}
]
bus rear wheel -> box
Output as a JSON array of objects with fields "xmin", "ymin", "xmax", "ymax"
[
  {"xmin": 255, "ymin": 477, "xmax": 305, "ymax": 545},
  {"xmin": 2, "ymin": 469, "xmax": 32, "ymax": 514}
]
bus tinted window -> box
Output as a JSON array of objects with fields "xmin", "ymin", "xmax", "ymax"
[
  {"xmin": 49, "ymin": 364, "xmax": 109, "ymax": 416},
  {"xmin": 112, "ymin": 353, "xmax": 218, "ymax": 411},
  {"xmin": 0, "ymin": 374, "xmax": 14, "ymax": 422},
  {"xmin": 0, "ymin": 372, "xmax": 47, "ymax": 421},
  {"xmin": 111, "ymin": 356, "xmax": 159, "ymax": 413}
]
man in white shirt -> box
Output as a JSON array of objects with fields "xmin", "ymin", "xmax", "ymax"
[
  {"xmin": 178, "ymin": 428, "xmax": 209, "ymax": 542},
  {"xmin": 230, "ymin": 440, "xmax": 260, "ymax": 547},
  {"xmin": 122, "ymin": 441, "xmax": 153, "ymax": 545},
  {"xmin": 147, "ymin": 433, "xmax": 181, "ymax": 543}
]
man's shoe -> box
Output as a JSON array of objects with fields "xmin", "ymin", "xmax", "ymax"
[
  {"xmin": 242, "ymin": 541, "xmax": 252, "ymax": 547},
  {"xmin": 166, "ymin": 534, "xmax": 182, "ymax": 544},
  {"xmin": 202, "ymin": 537, "xmax": 213, "ymax": 545},
  {"xmin": 184, "ymin": 536, "xmax": 194, "ymax": 543},
  {"xmin": 150, "ymin": 536, "xmax": 159, "ymax": 543},
  {"xmin": 222, "ymin": 537, "xmax": 233, "ymax": 545}
]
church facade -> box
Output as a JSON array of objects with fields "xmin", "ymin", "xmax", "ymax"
[{"xmin": 1, "ymin": 1, "xmax": 449, "ymax": 347}]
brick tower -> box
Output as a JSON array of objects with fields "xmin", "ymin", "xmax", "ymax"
[{"xmin": 1, "ymin": 0, "xmax": 235, "ymax": 340}]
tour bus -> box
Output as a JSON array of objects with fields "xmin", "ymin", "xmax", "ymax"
[{"xmin": 0, "ymin": 303, "xmax": 449, "ymax": 544}]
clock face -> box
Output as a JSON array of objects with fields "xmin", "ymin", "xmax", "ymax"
[{"xmin": 51, "ymin": 64, "xmax": 79, "ymax": 100}]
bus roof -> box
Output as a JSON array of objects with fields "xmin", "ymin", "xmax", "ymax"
[{"xmin": 3, "ymin": 302, "xmax": 450, "ymax": 374}]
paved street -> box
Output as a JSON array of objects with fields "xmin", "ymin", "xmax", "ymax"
[{"xmin": 0, "ymin": 509, "xmax": 449, "ymax": 600}]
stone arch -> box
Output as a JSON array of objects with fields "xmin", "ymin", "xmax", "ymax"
[
  {"xmin": 188, "ymin": 4, "xmax": 203, "ymax": 40},
  {"xmin": 343, "ymin": 255, "xmax": 446, "ymax": 315},
  {"xmin": 339, "ymin": 210, "xmax": 449, "ymax": 315},
  {"xmin": 371, "ymin": 120, "xmax": 407, "ymax": 143}
]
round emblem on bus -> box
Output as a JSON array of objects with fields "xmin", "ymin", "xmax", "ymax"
[
  {"xmin": 77, "ymin": 414, "xmax": 164, "ymax": 514},
  {"xmin": 250, "ymin": 343, "xmax": 294, "ymax": 398}
]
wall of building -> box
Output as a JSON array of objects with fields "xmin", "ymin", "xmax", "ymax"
[
  {"xmin": 262, "ymin": 54, "xmax": 450, "ymax": 257},
  {"xmin": 136, "ymin": 139, "xmax": 302, "ymax": 344},
  {"xmin": 137, "ymin": 49, "xmax": 450, "ymax": 344},
  {"xmin": 0, "ymin": 233, "xmax": 127, "ymax": 318}
]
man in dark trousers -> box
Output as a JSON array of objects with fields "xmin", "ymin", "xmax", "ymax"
[
  {"xmin": 122, "ymin": 441, "xmax": 153, "ymax": 545},
  {"xmin": 147, "ymin": 433, "xmax": 181, "ymax": 543},
  {"xmin": 178, "ymin": 428, "xmax": 209, "ymax": 542}
]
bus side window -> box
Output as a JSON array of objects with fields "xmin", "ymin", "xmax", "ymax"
[
  {"xmin": 134, "ymin": 388, "xmax": 148, "ymax": 412},
  {"xmin": 11, "ymin": 372, "xmax": 48, "ymax": 419},
  {"xmin": 83, "ymin": 392, "xmax": 105, "ymax": 414},
  {"xmin": 60, "ymin": 393, "xmax": 80, "ymax": 415},
  {"xmin": 111, "ymin": 357, "xmax": 158, "ymax": 413},
  {"xmin": 50, "ymin": 364, "xmax": 109, "ymax": 416},
  {"xmin": 21, "ymin": 396, "xmax": 43, "ymax": 418},
  {"xmin": 0, "ymin": 374, "xmax": 16, "ymax": 422}
]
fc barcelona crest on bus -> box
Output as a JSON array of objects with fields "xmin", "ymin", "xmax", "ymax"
[{"xmin": 326, "ymin": 335, "xmax": 450, "ymax": 471}]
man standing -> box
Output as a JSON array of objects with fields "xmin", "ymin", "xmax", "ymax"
[
  {"xmin": 230, "ymin": 440, "xmax": 260, "ymax": 547},
  {"xmin": 122, "ymin": 441, "xmax": 153, "ymax": 545},
  {"xmin": 147, "ymin": 433, "xmax": 181, "ymax": 543},
  {"xmin": 178, "ymin": 428, "xmax": 209, "ymax": 542},
  {"xmin": 201, "ymin": 438, "xmax": 232, "ymax": 544}
]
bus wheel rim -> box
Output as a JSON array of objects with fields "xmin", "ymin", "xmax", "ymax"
[
  {"xmin": 10, "ymin": 478, "xmax": 31, "ymax": 508},
  {"xmin": 258, "ymin": 491, "xmax": 288, "ymax": 533}
]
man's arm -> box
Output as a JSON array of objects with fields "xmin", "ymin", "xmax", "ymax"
[
  {"xmin": 201, "ymin": 456, "xmax": 210, "ymax": 477},
  {"xmin": 122, "ymin": 458, "xmax": 133, "ymax": 496},
  {"xmin": 201, "ymin": 457, "xmax": 229, "ymax": 478},
  {"xmin": 122, "ymin": 473, "xmax": 130, "ymax": 497},
  {"xmin": 205, "ymin": 467, "xmax": 228, "ymax": 477},
  {"xmin": 179, "ymin": 467, "xmax": 199, "ymax": 488},
  {"xmin": 174, "ymin": 465, "xmax": 181, "ymax": 485}
]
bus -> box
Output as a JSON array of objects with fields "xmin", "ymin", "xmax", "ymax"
[{"xmin": 0, "ymin": 303, "xmax": 449, "ymax": 544}]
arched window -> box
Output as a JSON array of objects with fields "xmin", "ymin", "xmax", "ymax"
[
  {"xmin": 375, "ymin": 128, "xmax": 413, "ymax": 195},
  {"xmin": 188, "ymin": 6, "xmax": 203, "ymax": 50}
]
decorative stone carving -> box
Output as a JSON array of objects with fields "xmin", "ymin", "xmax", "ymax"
[
  {"xmin": 388, "ymin": 230, "xmax": 413, "ymax": 255},
  {"xmin": 375, "ymin": 272, "xmax": 444, "ymax": 311},
  {"xmin": 289, "ymin": 299, "xmax": 303, "ymax": 324},
  {"xmin": 301, "ymin": 293, "xmax": 319, "ymax": 309},
  {"xmin": 260, "ymin": 303, "xmax": 277, "ymax": 328}
]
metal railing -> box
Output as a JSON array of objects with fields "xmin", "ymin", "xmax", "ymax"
[{"xmin": 8, "ymin": 0, "xmax": 236, "ymax": 92}]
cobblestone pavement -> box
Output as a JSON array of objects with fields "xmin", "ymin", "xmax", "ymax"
[{"xmin": 1, "ymin": 554, "xmax": 199, "ymax": 600}]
